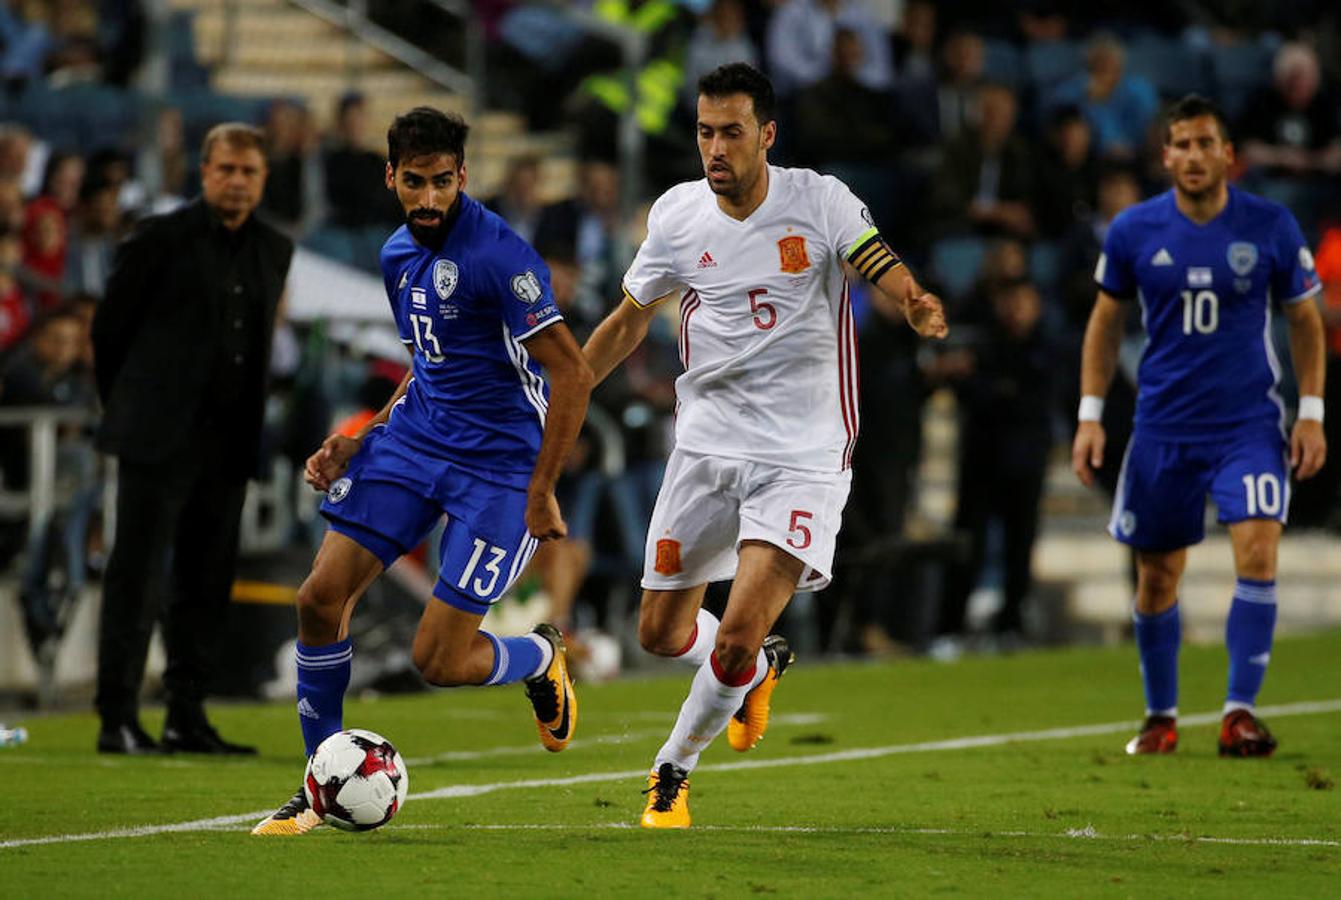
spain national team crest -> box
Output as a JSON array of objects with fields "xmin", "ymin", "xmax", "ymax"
[
  {"xmin": 1227, "ymin": 242, "xmax": 1258, "ymax": 277},
  {"xmin": 777, "ymin": 235, "xmax": 811, "ymax": 274},
  {"xmin": 433, "ymin": 259, "xmax": 458, "ymax": 300},
  {"xmin": 654, "ymin": 538, "xmax": 682, "ymax": 576}
]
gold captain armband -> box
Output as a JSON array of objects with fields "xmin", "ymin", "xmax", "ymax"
[{"xmin": 846, "ymin": 232, "xmax": 902, "ymax": 283}]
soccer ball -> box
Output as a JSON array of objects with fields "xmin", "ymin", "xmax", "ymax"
[{"xmin": 304, "ymin": 729, "xmax": 408, "ymax": 831}]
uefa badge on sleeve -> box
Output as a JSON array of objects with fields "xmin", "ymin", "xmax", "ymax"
[{"xmin": 511, "ymin": 270, "xmax": 543, "ymax": 304}]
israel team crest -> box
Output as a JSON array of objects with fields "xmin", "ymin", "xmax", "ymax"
[
  {"xmin": 433, "ymin": 259, "xmax": 459, "ymax": 300},
  {"xmin": 1227, "ymin": 242, "xmax": 1258, "ymax": 277}
]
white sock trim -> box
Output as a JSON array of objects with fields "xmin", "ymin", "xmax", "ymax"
[
  {"xmin": 528, "ymin": 633, "xmax": 555, "ymax": 679},
  {"xmin": 1222, "ymin": 700, "xmax": 1254, "ymax": 715},
  {"xmin": 1146, "ymin": 707, "xmax": 1178, "ymax": 718}
]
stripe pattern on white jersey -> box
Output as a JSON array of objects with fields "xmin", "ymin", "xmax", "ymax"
[{"xmin": 837, "ymin": 279, "xmax": 859, "ymax": 470}]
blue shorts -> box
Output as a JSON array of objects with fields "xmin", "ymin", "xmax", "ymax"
[
  {"xmin": 319, "ymin": 428, "xmax": 538, "ymax": 615},
  {"xmin": 1109, "ymin": 429, "xmax": 1290, "ymax": 552}
]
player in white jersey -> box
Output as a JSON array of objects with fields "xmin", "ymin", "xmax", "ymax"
[{"xmin": 583, "ymin": 63, "xmax": 947, "ymax": 828}]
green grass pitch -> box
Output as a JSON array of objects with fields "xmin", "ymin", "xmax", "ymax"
[{"xmin": 3, "ymin": 630, "xmax": 1338, "ymax": 897}]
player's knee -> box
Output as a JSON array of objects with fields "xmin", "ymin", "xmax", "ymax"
[
  {"xmin": 1135, "ymin": 565, "xmax": 1180, "ymax": 613},
  {"xmin": 412, "ymin": 647, "xmax": 473, "ymax": 687},
  {"xmin": 296, "ymin": 578, "xmax": 345, "ymax": 635},
  {"xmin": 712, "ymin": 629, "xmax": 760, "ymax": 677},
  {"xmin": 638, "ymin": 615, "xmax": 685, "ymax": 657},
  {"xmin": 1236, "ymin": 539, "xmax": 1277, "ymax": 580}
]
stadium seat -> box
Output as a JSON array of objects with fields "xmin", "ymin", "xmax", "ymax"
[
  {"xmin": 1023, "ymin": 40, "xmax": 1084, "ymax": 92},
  {"xmin": 1209, "ymin": 41, "xmax": 1275, "ymax": 121},
  {"xmin": 170, "ymin": 90, "xmax": 272, "ymax": 149},
  {"xmin": 930, "ymin": 236, "xmax": 987, "ymax": 300},
  {"xmin": 1125, "ymin": 35, "xmax": 1208, "ymax": 99}
]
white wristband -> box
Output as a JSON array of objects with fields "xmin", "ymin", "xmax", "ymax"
[
  {"xmin": 1298, "ymin": 395, "xmax": 1324, "ymax": 423},
  {"xmin": 1078, "ymin": 395, "xmax": 1104, "ymax": 422}
]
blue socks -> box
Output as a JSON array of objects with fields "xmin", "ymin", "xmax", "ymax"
[
  {"xmin": 1225, "ymin": 578, "xmax": 1276, "ymax": 710},
  {"xmin": 1133, "ymin": 604, "xmax": 1180, "ymax": 716},
  {"xmin": 480, "ymin": 631, "xmax": 551, "ymax": 686},
  {"xmin": 295, "ymin": 638, "xmax": 352, "ymax": 757}
]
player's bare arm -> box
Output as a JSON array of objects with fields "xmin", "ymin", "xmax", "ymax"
[
  {"xmin": 582, "ymin": 291, "xmax": 671, "ymax": 385},
  {"xmin": 520, "ymin": 321, "xmax": 594, "ymax": 540},
  {"xmin": 1072, "ymin": 290, "xmax": 1126, "ymax": 487},
  {"xmin": 865, "ymin": 260, "xmax": 948, "ymax": 339},
  {"xmin": 1283, "ymin": 298, "xmax": 1327, "ymax": 479},
  {"xmin": 303, "ymin": 354, "xmax": 414, "ymax": 491}
]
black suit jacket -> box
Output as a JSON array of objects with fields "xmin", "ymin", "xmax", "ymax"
[{"xmin": 92, "ymin": 199, "xmax": 293, "ymax": 472}]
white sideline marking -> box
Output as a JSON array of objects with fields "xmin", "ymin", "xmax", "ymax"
[
  {"xmin": 404, "ymin": 713, "xmax": 827, "ymax": 765},
  {"xmin": 3, "ymin": 699, "xmax": 1338, "ymax": 851},
  {"xmin": 387, "ymin": 822, "xmax": 1341, "ymax": 848}
]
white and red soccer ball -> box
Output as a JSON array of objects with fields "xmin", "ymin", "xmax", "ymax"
[{"xmin": 304, "ymin": 729, "xmax": 408, "ymax": 831}]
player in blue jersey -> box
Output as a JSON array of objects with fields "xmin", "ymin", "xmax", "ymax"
[
  {"xmin": 1072, "ymin": 95, "xmax": 1327, "ymax": 758},
  {"xmin": 253, "ymin": 108, "xmax": 594, "ymax": 835}
]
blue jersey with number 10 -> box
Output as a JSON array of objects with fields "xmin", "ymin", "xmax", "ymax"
[
  {"xmin": 379, "ymin": 193, "xmax": 563, "ymax": 488},
  {"xmin": 1096, "ymin": 187, "xmax": 1321, "ymax": 441}
]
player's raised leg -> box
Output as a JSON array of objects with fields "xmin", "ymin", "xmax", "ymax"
[
  {"xmin": 638, "ymin": 585, "xmax": 716, "ymax": 666},
  {"xmin": 1126, "ymin": 548, "xmax": 1186, "ymax": 755},
  {"xmin": 1218, "ymin": 518, "xmax": 1282, "ymax": 757},
  {"xmin": 253, "ymin": 531, "xmax": 383, "ymax": 836},
  {"xmin": 641, "ymin": 542, "xmax": 799, "ymax": 828},
  {"xmin": 411, "ymin": 593, "xmax": 574, "ymax": 752}
]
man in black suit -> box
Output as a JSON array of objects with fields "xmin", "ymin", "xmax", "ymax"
[{"xmin": 92, "ymin": 123, "xmax": 294, "ymax": 754}]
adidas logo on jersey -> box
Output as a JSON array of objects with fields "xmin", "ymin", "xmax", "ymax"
[
  {"xmin": 297, "ymin": 698, "xmax": 319, "ymax": 720},
  {"xmin": 1152, "ymin": 248, "xmax": 1174, "ymax": 266},
  {"xmin": 697, "ymin": 252, "xmax": 717, "ymax": 269}
]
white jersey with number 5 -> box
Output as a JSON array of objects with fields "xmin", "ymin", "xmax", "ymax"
[{"xmin": 623, "ymin": 165, "xmax": 884, "ymax": 473}]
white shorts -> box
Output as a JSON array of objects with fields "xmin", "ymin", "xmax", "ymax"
[{"xmin": 640, "ymin": 448, "xmax": 852, "ymax": 593}]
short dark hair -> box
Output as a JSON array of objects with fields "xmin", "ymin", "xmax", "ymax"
[
  {"xmin": 387, "ymin": 107, "xmax": 468, "ymax": 168},
  {"xmin": 201, "ymin": 123, "xmax": 266, "ymax": 164},
  {"xmin": 698, "ymin": 62, "xmax": 775, "ymax": 125},
  {"xmin": 1164, "ymin": 94, "xmax": 1231, "ymax": 144}
]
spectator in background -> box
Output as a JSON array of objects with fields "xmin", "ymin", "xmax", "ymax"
[
  {"xmin": 795, "ymin": 27, "xmax": 895, "ymax": 167},
  {"xmin": 261, "ymin": 98, "xmax": 318, "ymax": 233},
  {"xmin": 534, "ymin": 159, "xmax": 624, "ymax": 320},
  {"xmin": 322, "ymin": 92, "xmax": 399, "ymax": 230},
  {"xmin": 934, "ymin": 30, "xmax": 985, "ymax": 143},
  {"xmin": 1049, "ymin": 34, "xmax": 1158, "ymax": 161},
  {"xmin": 0, "ymin": 0, "xmax": 53, "ymax": 84},
  {"xmin": 682, "ymin": 0, "xmax": 758, "ymax": 114},
  {"xmin": 1033, "ymin": 105, "xmax": 1099, "ymax": 239},
  {"xmin": 484, "ymin": 154, "xmax": 544, "ymax": 246},
  {"xmin": 890, "ymin": 0, "xmax": 937, "ymax": 82},
  {"xmin": 40, "ymin": 150, "xmax": 85, "ymax": 214},
  {"xmin": 766, "ymin": 0, "xmax": 892, "ymax": 97},
  {"xmin": 136, "ymin": 106, "xmax": 189, "ymax": 214},
  {"xmin": 0, "ymin": 124, "xmax": 39, "ymax": 193},
  {"xmin": 0, "ymin": 179, "xmax": 25, "ymax": 232},
  {"xmin": 63, "ymin": 174, "xmax": 123, "ymax": 297},
  {"xmin": 92, "ymin": 123, "xmax": 293, "ymax": 755},
  {"xmin": 1, "ymin": 303, "xmax": 99, "ymax": 655},
  {"xmin": 0, "ymin": 227, "xmax": 30, "ymax": 348},
  {"xmin": 21, "ymin": 195, "xmax": 66, "ymax": 309},
  {"xmin": 937, "ymin": 278, "xmax": 1054, "ymax": 654},
  {"xmin": 932, "ymin": 82, "xmax": 1036, "ymax": 240},
  {"xmin": 1239, "ymin": 42, "xmax": 1341, "ymax": 179}
]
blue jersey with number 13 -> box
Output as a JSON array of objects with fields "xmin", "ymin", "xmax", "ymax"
[{"xmin": 378, "ymin": 193, "xmax": 564, "ymax": 488}]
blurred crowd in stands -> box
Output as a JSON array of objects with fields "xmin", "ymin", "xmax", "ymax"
[{"xmin": 1, "ymin": 0, "xmax": 1340, "ymax": 669}]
